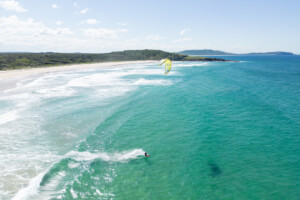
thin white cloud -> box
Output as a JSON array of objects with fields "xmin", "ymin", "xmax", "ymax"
[
  {"xmin": 0, "ymin": 15, "xmax": 178, "ymax": 52},
  {"xmin": 0, "ymin": 15, "xmax": 74, "ymax": 47},
  {"xmin": 172, "ymin": 38, "xmax": 192, "ymax": 42},
  {"xmin": 55, "ymin": 21, "xmax": 63, "ymax": 26},
  {"xmin": 79, "ymin": 8, "xmax": 88, "ymax": 14},
  {"xmin": 179, "ymin": 28, "xmax": 190, "ymax": 35},
  {"xmin": 83, "ymin": 28, "xmax": 127, "ymax": 39},
  {"xmin": 117, "ymin": 22, "xmax": 128, "ymax": 26},
  {"xmin": 86, "ymin": 19, "xmax": 99, "ymax": 25},
  {"xmin": 52, "ymin": 4, "xmax": 58, "ymax": 9},
  {"xmin": 0, "ymin": 15, "xmax": 136, "ymax": 52},
  {"xmin": 146, "ymin": 35, "xmax": 166, "ymax": 41},
  {"xmin": 73, "ymin": 2, "xmax": 79, "ymax": 8},
  {"xmin": 0, "ymin": 0, "xmax": 27, "ymax": 12}
]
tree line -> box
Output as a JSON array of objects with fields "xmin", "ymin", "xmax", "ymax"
[{"xmin": 0, "ymin": 50, "xmax": 228, "ymax": 70}]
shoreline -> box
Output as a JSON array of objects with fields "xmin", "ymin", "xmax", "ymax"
[
  {"xmin": 0, "ymin": 60, "xmax": 157, "ymax": 81},
  {"xmin": 0, "ymin": 60, "xmax": 157, "ymax": 91}
]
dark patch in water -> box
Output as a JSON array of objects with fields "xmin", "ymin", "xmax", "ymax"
[{"xmin": 208, "ymin": 162, "xmax": 222, "ymax": 177}]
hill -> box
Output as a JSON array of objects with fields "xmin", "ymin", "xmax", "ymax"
[
  {"xmin": 247, "ymin": 51, "xmax": 294, "ymax": 55},
  {"xmin": 178, "ymin": 49, "xmax": 234, "ymax": 56}
]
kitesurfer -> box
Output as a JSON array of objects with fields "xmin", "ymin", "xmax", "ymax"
[
  {"xmin": 145, "ymin": 152, "xmax": 150, "ymax": 157},
  {"xmin": 159, "ymin": 59, "xmax": 172, "ymax": 75}
]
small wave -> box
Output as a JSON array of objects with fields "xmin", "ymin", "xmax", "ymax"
[
  {"xmin": 0, "ymin": 92, "xmax": 41, "ymax": 109},
  {"xmin": 12, "ymin": 172, "xmax": 46, "ymax": 200},
  {"xmin": 67, "ymin": 68, "xmax": 165, "ymax": 88},
  {"xmin": 95, "ymin": 87, "xmax": 135, "ymax": 99},
  {"xmin": 12, "ymin": 149, "xmax": 144, "ymax": 199},
  {"xmin": 174, "ymin": 62, "xmax": 209, "ymax": 67},
  {"xmin": 67, "ymin": 73, "xmax": 120, "ymax": 87},
  {"xmin": 12, "ymin": 169, "xmax": 66, "ymax": 200},
  {"xmin": 70, "ymin": 188, "xmax": 78, "ymax": 198},
  {"xmin": 36, "ymin": 86, "xmax": 76, "ymax": 98},
  {"xmin": 0, "ymin": 92, "xmax": 31, "ymax": 100},
  {"xmin": 133, "ymin": 78, "xmax": 172, "ymax": 86},
  {"xmin": 20, "ymin": 76, "xmax": 49, "ymax": 88},
  {"xmin": 95, "ymin": 189, "xmax": 115, "ymax": 197}
]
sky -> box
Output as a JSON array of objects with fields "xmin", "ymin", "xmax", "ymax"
[{"xmin": 0, "ymin": 0, "xmax": 299, "ymax": 53}]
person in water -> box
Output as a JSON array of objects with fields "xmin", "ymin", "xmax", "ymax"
[{"xmin": 145, "ymin": 152, "xmax": 150, "ymax": 157}]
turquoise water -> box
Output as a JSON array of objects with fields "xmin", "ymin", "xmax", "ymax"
[{"xmin": 0, "ymin": 56, "xmax": 299, "ymax": 199}]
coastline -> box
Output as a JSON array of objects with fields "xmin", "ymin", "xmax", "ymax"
[
  {"xmin": 0, "ymin": 60, "xmax": 157, "ymax": 91},
  {"xmin": 0, "ymin": 60, "xmax": 157, "ymax": 80}
]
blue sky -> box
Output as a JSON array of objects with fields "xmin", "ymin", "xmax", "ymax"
[{"xmin": 0, "ymin": 0, "xmax": 299, "ymax": 53}]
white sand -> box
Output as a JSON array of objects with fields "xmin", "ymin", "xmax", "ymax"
[
  {"xmin": 0, "ymin": 60, "xmax": 157, "ymax": 80},
  {"xmin": 0, "ymin": 60, "xmax": 157, "ymax": 91}
]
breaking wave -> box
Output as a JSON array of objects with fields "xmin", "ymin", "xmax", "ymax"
[{"xmin": 12, "ymin": 149, "xmax": 145, "ymax": 199}]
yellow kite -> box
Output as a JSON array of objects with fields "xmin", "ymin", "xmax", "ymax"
[{"xmin": 159, "ymin": 59, "xmax": 172, "ymax": 75}]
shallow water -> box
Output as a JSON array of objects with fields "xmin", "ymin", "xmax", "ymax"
[{"xmin": 0, "ymin": 57, "xmax": 299, "ymax": 199}]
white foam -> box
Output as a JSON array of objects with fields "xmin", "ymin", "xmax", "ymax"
[
  {"xmin": 10, "ymin": 152, "xmax": 62, "ymax": 200},
  {"xmin": 95, "ymin": 87, "xmax": 135, "ymax": 99},
  {"xmin": 125, "ymin": 68, "xmax": 164, "ymax": 76},
  {"xmin": 67, "ymin": 68, "xmax": 165, "ymax": 88},
  {"xmin": 12, "ymin": 161, "xmax": 69, "ymax": 200},
  {"xmin": 95, "ymin": 189, "xmax": 104, "ymax": 196},
  {"xmin": 68, "ymin": 162, "xmax": 80, "ymax": 169},
  {"xmin": 0, "ymin": 139, "xmax": 61, "ymax": 199},
  {"xmin": 95, "ymin": 189, "xmax": 115, "ymax": 197},
  {"xmin": 133, "ymin": 78, "xmax": 172, "ymax": 86},
  {"xmin": 174, "ymin": 62, "xmax": 209, "ymax": 67},
  {"xmin": 11, "ymin": 149, "xmax": 144, "ymax": 199},
  {"xmin": 12, "ymin": 172, "xmax": 46, "ymax": 200},
  {"xmin": 66, "ymin": 149, "xmax": 145, "ymax": 163},
  {"xmin": 67, "ymin": 73, "xmax": 118, "ymax": 87},
  {"xmin": 70, "ymin": 188, "xmax": 78, "ymax": 199},
  {"xmin": 62, "ymin": 132, "xmax": 78, "ymax": 139},
  {"xmin": 36, "ymin": 86, "xmax": 76, "ymax": 98},
  {"xmin": 0, "ymin": 110, "xmax": 19, "ymax": 125},
  {"xmin": 20, "ymin": 76, "xmax": 49, "ymax": 88}
]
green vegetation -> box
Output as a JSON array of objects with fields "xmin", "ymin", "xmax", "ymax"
[
  {"xmin": 179, "ymin": 49, "xmax": 235, "ymax": 56},
  {"xmin": 182, "ymin": 56, "xmax": 227, "ymax": 61},
  {"xmin": 246, "ymin": 51, "xmax": 294, "ymax": 55},
  {"xmin": 0, "ymin": 50, "xmax": 230, "ymax": 70}
]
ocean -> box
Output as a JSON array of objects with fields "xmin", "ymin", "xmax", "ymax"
[{"xmin": 0, "ymin": 56, "xmax": 299, "ymax": 199}]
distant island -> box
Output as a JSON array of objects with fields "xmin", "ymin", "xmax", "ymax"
[
  {"xmin": 178, "ymin": 49, "xmax": 295, "ymax": 56},
  {"xmin": 0, "ymin": 50, "xmax": 235, "ymax": 70}
]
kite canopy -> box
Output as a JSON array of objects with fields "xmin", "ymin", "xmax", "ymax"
[{"xmin": 159, "ymin": 59, "xmax": 172, "ymax": 75}]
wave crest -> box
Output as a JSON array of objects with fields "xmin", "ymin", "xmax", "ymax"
[{"xmin": 12, "ymin": 149, "xmax": 145, "ymax": 199}]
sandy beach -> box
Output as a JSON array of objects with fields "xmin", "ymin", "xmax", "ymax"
[
  {"xmin": 0, "ymin": 60, "xmax": 157, "ymax": 90},
  {"xmin": 0, "ymin": 60, "xmax": 157, "ymax": 80}
]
